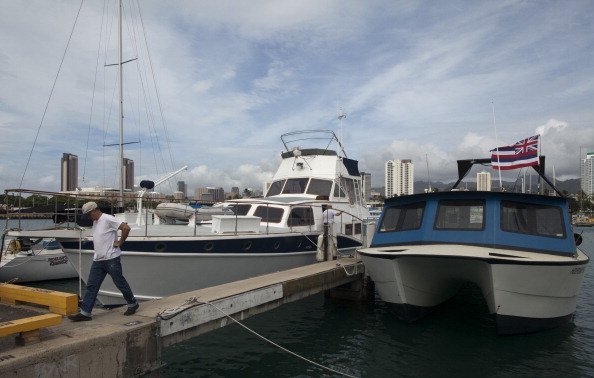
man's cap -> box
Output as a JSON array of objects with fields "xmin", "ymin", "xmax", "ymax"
[{"xmin": 82, "ymin": 202, "xmax": 98, "ymax": 214}]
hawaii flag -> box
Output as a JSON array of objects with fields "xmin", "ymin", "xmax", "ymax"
[{"xmin": 490, "ymin": 135, "xmax": 540, "ymax": 170}]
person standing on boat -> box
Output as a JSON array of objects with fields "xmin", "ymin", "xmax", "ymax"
[
  {"xmin": 321, "ymin": 205, "xmax": 342, "ymax": 260},
  {"xmin": 68, "ymin": 202, "xmax": 139, "ymax": 321}
]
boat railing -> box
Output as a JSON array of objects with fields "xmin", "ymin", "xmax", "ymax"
[{"xmin": 2, "ymin": 189, "xmax": 374, "ymax": 246}]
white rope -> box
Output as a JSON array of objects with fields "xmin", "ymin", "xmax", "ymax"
[{"xmin": 158, "ymin": 297, "xmax": 358, "ymax": 378}]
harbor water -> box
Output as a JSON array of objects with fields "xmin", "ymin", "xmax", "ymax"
[{"xmin": 4, "ymin": 220, "xmax": 594, "ymax": 377}]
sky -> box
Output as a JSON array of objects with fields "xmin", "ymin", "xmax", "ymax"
[{"xmin": 1, "ymin": 0, "xmax": 594, "ymax": 196}]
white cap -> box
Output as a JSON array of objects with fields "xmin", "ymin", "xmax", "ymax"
[{"xmin": 82, "ymin": 202, "xmax": 98, "ymax": 214}]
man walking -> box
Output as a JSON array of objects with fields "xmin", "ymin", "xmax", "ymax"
[{"xmin": 68, "ymin": 201, "xmax": 139, "ymax": 321}]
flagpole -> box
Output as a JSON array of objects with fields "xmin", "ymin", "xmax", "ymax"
[{"xmin": 492, "ymin": 100, "xmax": 503, "ymax": 190}]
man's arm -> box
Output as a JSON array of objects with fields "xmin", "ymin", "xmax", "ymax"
[{"xmin": 114, "ymin": 222, "xmax": 131, "ymax": 247}]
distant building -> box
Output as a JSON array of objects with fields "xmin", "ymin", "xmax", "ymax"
[
  {"xmin": 177, "ymin": 181, "xmax": 187, "ymax": 198},
  {"xmin": 195, "ymin": 187, "xmax": 225, "ymax": 202},
  {"xmin": 361, "ymin": 172, "xmax": 372, "ymax": 200},
  {"xmin": 173, "ymin": 191, "xmax": 184, "ymax": 200},
  {"xmin": 477, "ymin": 171, "xmax": 492, "ymax": 191},
  {"xmin": 60, "ymin": 153, "xmax": 78, "ymax": 192},
  {"xmin": 581, "ymin": 152, "xmax": 594, "ymax": 196},
  {"xmin": 123, "ymin": 158, "xmax": 134, "ymax": 190},
  {"xmin": 385, "ymin": 159, "xmax": 414, "ymax": 197},
  {"xmin": 231, "ymin": 186, "xmax": 239, "ymax": 195}
]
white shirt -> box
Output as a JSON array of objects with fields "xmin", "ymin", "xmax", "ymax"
[
  {"xmin": 323, "ymin": 209, "xmax": 340, "ymax": 224},
  {"xmin": 92, "ymin": 213, "xmax": 123, "ymax": 261}
]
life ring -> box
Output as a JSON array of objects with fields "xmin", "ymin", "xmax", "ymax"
[{"xmin": 7, "ymin": 239, "xmax": 21, "ymax": 254}]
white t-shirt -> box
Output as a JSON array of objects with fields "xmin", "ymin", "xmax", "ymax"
[
  {"xmin": 92, "ymin": 213, "xmax": 124, "ymax": 261},
  {"xmin": 323, "ymin": 209, "xmax": 340, "ymax": 224}
]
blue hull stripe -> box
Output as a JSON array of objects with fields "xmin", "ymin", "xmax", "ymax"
[{"xmin": 61, "ymin": 234, "xmax": 361, "ymax": 254}]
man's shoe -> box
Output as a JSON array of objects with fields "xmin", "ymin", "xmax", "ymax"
[
  {"xmin": 124, "ymin": 303, "xmax": 139, "ymax": 316},
  {"xmin": 68, "ymin": 312, "xmax": 92, "ymax": 322}
]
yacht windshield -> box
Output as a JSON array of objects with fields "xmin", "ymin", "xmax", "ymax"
[
  {"xmin": 266, "ymin": 180, "xmax": 285, "ymax": 196},
  {"xmin": 306, "ymin": 179, "xmax": 333, "ymax": 196},
  {"xmin": 282, "ymin": 178, "xmax": 309, "ymax": 194}
]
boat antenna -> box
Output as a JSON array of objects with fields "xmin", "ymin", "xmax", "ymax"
[
  {"xmin": 425, "ymin": 154, "xmax": 432, "ymax": 192},
  {"xmin": 492, "ymin": 100, "xmax": 503, "ymax": 190},
  {"xmin": 338, "ymin": 107, "xmax": 346, "ymax": 153}
]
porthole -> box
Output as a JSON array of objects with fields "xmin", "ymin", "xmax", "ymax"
[
  {"xmin": 243, "ymin": 241, "xmax": 252, "ymax": 251},
  {"xmin": 204, "ymin": 242, "xmax": 214, "ymax": 252},
  {"xmin": 155, "ymin": 242, "xmax": 167, "ymax": 252}
]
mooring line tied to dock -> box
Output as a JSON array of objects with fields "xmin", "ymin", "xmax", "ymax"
[{"xmin": 158, "ymin": 297, "xmax": 359, "ymax": 378}]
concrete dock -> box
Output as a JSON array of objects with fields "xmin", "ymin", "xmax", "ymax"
[{"xmin": 0, "ymin": 258, "xmax": 366, "ymax": 377}]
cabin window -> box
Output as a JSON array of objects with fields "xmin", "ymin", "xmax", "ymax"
[
  {"xmin": 345, "ymin": 223, "xmax": 353, "ymax": 235},
  {"xmin": 435, "ymin": 200, "xmax": 485, "ymax": 230},
  {"xmin": 379, "ymin": 202, "xmax": 425, "ymax": 232},
  {"xmin": 287, "ymin": 207, "xmax": 314, "ymax": 227},
  {"xmin": 500, "ymin": 201, "xmax": 565, "ymax": 238},
  {"xmin": 228, "ymin": 204, "xmax": 251, "ymax": 216},
  {"xmin": 266, "ymin": 180, "xmax": 285, "ymax": 196},
  {"xmin": 306, "ymin": 179, "xmax": 333, "ymax": 196},
  {"xmin": 354, "ymin": 222, "xmax": 362, "ymax": 235},
  {"xmin": 333, "ymin": 182, "xmax": 346, "ymax": 198},
  {"xmin": 253, "ymin": 206, "xmax": 284, "ymax": 223},
  {"xmin": 282, "ymin": 178, "xmax": 309, "ymax": 194}
]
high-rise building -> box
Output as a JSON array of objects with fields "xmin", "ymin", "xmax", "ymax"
[
  {"xmin": 385, "ymin": 159, "xmax": 414, "ymax": 197},
  {"xmin": 581, "ymin": 152, "xmax": 594, "ymax": 196},
  {"xmin": 361, "ymin": 172, "xmax": 372, "ymax": 200},
  {"xmin": 477, "ymin": 171, "xmax": 492, "ymax": 191},
  {"xmin": 123, "ymin": 158, "xmax": 134, "ymax": 190},
  {"xmin": 177, "ymin": 181, "xmax": 187, "ymax": 198},
  {"xmin": 60, "ymin": 153, "xmax": 78, "ymax": 192},
  {"xmin": 195, "ymin": 187, "xmax": 225, "ymax": 202}
]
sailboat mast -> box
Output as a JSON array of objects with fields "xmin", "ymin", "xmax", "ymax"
[{"xmin": 118, "ymin": 0, "xmax": 124, "ymax": 209}]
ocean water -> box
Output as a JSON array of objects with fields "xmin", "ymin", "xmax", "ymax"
[{"xmin": 6, "ymin": 220, "xmax": 594, "ymax": 377}]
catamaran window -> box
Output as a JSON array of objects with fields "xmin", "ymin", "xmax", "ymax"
[
  {"xmin": 500, "ymin": 201, "xmax": 565, "ymax": 238},
  {"xmin": 435, "ymin": 200, "xmax": 485, "ymax": 230},
  {"xmin": 306, "ymin": 179, "xmax": 333, "ymax": 196},
  {"xmin": 253, "ymin": 206, "xmax": 284, "ymax": 224},
  {"xmin": 287, "ymin": 207, "xmax": 314, "ymax": 227},
  {"xmin": 266, "ymin": 180, "xmax": 285, "ymax": 197},
  {"xmin": 379, "ymin": 202, "xmax": 425, "ymax": 232},
  {"xmin": 282, "ymin": 178, "xmax": 309, "ymax": 194},
  {"xmin": 229, "ymin": 204, "xmax": 251, "ymax": 216}
]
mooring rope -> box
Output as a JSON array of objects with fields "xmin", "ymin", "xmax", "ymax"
[{"xmin": 158, "ymin": 297, "xmax": 358, "ymax": 378}]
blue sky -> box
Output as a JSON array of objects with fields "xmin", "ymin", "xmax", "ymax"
[{"xmin": 1, "ymin": 1, "xmax": 593, "ymax": 195}]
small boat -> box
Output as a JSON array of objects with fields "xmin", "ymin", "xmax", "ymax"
[
  {"xmin": 359, "ymin": 158, "xmax": 589, "ymax": 335},
  {"xmin": 0, "ymin": 238, "xmax": 78, "ymax": 282}
]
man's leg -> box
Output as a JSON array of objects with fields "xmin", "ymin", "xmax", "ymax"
[
  {"xmin": 80, "ymin": 260, "xmax": 108, "ymax": 316},
  {"xmin": 105, "ymin": 257, "xmax": 137, "ymax": 306}
]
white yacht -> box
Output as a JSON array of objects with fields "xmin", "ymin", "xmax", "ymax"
[{"xmin": 7, "ymin": 130, "xmax": 372, "ymax": 305}]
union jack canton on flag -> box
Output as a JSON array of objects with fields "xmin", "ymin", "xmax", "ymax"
[{"xmin": 490, "ymin": 135, "xmax": 540, "ymax": 170}]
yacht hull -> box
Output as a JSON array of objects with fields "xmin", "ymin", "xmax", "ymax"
[
  {"xmin": 0, "ymin": 250, "xmax": 78, "ymax": 282},
  {"xmin": 63, "ymin": 248, "xmax": 316, "ymax": 306},
  {"xmin": 359, "ymin": 245, "xmax": 588, "ymax": 335}
]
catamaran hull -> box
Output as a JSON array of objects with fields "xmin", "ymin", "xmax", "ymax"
[
  {"xmin": 0, "ymin": 251, "xmax": 78, "ymax": 282},
  {"xmin": 360, "ymin": 248, "xmax": 588, "ymax": 335},
  {"xmin": 63, "ymin": 248, "xmax": 317, "ymax": 306}
]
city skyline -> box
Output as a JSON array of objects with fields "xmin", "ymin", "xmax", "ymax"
[{"xmin": 2, "ymin": 2, "xmax": 594, "ymax": 193}]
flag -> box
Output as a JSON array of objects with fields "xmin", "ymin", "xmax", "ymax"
[{"xmin": 490, "ymin": 135, "xmax": 540, "ymax": 170}]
